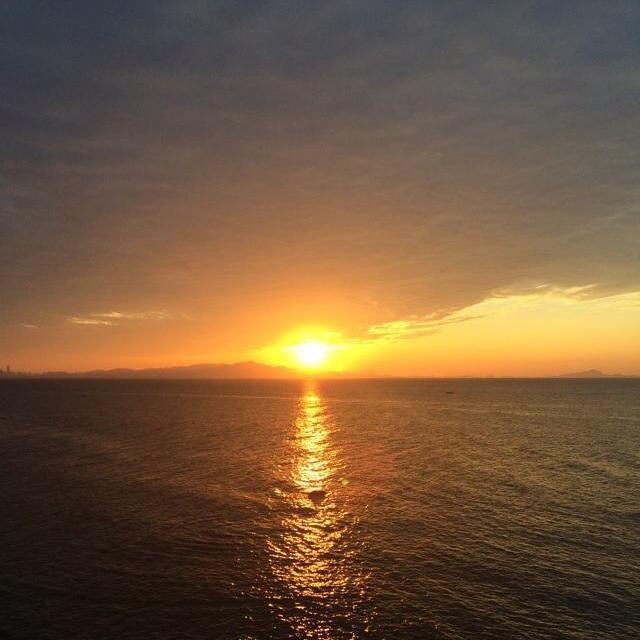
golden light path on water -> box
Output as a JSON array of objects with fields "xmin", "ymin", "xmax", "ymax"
[{"xmin": 265, "ymin": 384, "xmax": 369, "ymax": 638}]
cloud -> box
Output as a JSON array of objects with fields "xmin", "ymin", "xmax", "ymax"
[
  {"xmin": 91, "ymin": 310, "xmax": 173, "ymax": 320},
  {"xmin": 356, "ymin": 282, "xmax": 640, "ymax": 344},
  {"xmin": 69, "ymin": 317, "xmax": 115, "ymax": 326},
  {"xmin": 68, "ymin": 310, "xmax": 174, "ymax": 326},
  {"xmin": 488, "ymin": 283, "xmax": 600, "ymax": 303},
  {"xmin": 361, "ymin": 310, "xmax": 484, "ymax": 343}
]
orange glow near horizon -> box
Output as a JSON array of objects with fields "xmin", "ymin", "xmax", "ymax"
[
  {"xmin": 8, "ymin": 290, "xmax": 640, "ymax": 377},
  {"xmin": 246, "ymin": 289, "xmax": 640, "ymax": 378}
]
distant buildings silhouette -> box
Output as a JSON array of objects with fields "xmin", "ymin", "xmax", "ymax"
[{"xmin": 0, "ymin": 365, "xmax": 29, "ymax": 378}]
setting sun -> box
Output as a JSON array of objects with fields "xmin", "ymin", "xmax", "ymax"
[
  {"xmin": 253, "ymin": 328, "xmax": 353, "ymax": 373},
  {"xmin": 290, "ymin": 341, "xmax": 330, "ymax": 368}
]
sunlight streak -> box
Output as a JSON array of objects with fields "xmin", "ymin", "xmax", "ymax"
[{"xmin": 263, "ymin": 385, "xmax": 368, "ymax": 637}]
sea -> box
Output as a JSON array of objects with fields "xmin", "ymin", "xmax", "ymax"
[{"xmin": 1, "ymin": 378, "xmax": 638, "ymax": 639}]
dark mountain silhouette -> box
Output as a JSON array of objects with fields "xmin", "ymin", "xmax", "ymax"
[{"xmin": 40, "ymin": 361, "xmax": 303, "ymax": 379}]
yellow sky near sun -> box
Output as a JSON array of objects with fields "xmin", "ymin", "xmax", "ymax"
[
  {"xmin": 254, "ymin": 288, "xmax": 640, "ymax": 376},
  {"xmin": 6, "ymin": 286, "xmax": 639, "ymax": 376}
]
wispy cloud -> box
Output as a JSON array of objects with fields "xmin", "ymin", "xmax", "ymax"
[
  {"xmin": 489, "ymin": 283, "xmax": 599, "ymax": 302},
  {"xmin": 355, "ymin": 282, "xmax": 637, "ymax": 345},
  {"xmin": 91, "ymin": 310, "xmax": 173, "ymax": 320},
  {"xmin": 69, "ymin": 316, "xmax": 116, "ymax": 326},
  {"xmin": 68, "ymin": 310, "xmax": 174, "ymax": 326},
  {"xmin": 483, "ymin": 284, "xmax": 640, "ymax": 312},
  {"xmin": 361, "ymin": 311, "xmax": 484, "ymax": 343},
  {"xmin": 21, "ymin": 323, "xmax": 39, "ymax": 329}
]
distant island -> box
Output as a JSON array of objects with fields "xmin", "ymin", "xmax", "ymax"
[{"xmin": 555, "ymin": 369, "xmax": 637, "ymax": 379}]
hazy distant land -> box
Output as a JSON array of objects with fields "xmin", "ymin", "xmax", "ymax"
[
  {"xmin": 0, "ymin": 364, "xmax": 637, "ymax": 380},
  {"xmin": 554, "ymin": 369, "xmax": 636, "ymax": 379},
  {"xmin": 0, "ymin": 362, "xmax": 298, "ymax": 380}
]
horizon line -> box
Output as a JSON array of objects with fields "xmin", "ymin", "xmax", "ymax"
[{"xmin": 0, "ymin": 362, "xmax": 638, "ymax": 379}]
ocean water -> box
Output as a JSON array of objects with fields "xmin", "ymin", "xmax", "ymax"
[{"xmin": 1, "ymin": 378, "xmax": 639, "ymax": 639}]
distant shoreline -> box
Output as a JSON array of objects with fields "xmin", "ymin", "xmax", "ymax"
[
  {"xmin": 1, "ymin": 363, "xmax": 637, "ymax": 381},
  {"xmin": 1, "ymin": 375, "xmax": 638, "ymax": 381}
]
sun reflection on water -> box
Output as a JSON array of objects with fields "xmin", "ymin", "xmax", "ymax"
[{"xmin": 265, "ymin": 384, "xmax": 368, "ymax": 638}]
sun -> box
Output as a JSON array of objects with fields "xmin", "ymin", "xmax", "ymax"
[{"xmin": 290, "ymin": 341, "xmax": 330, "ymax": 368}]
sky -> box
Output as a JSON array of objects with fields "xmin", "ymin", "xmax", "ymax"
[{"xmin": 1, "ymin": 1, "xmax": 639, "ymax": 375}]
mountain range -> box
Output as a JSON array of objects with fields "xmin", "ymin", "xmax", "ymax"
[{"xmin": 39, "ymin": 361, "xmax": 303, "ymax": 379}]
